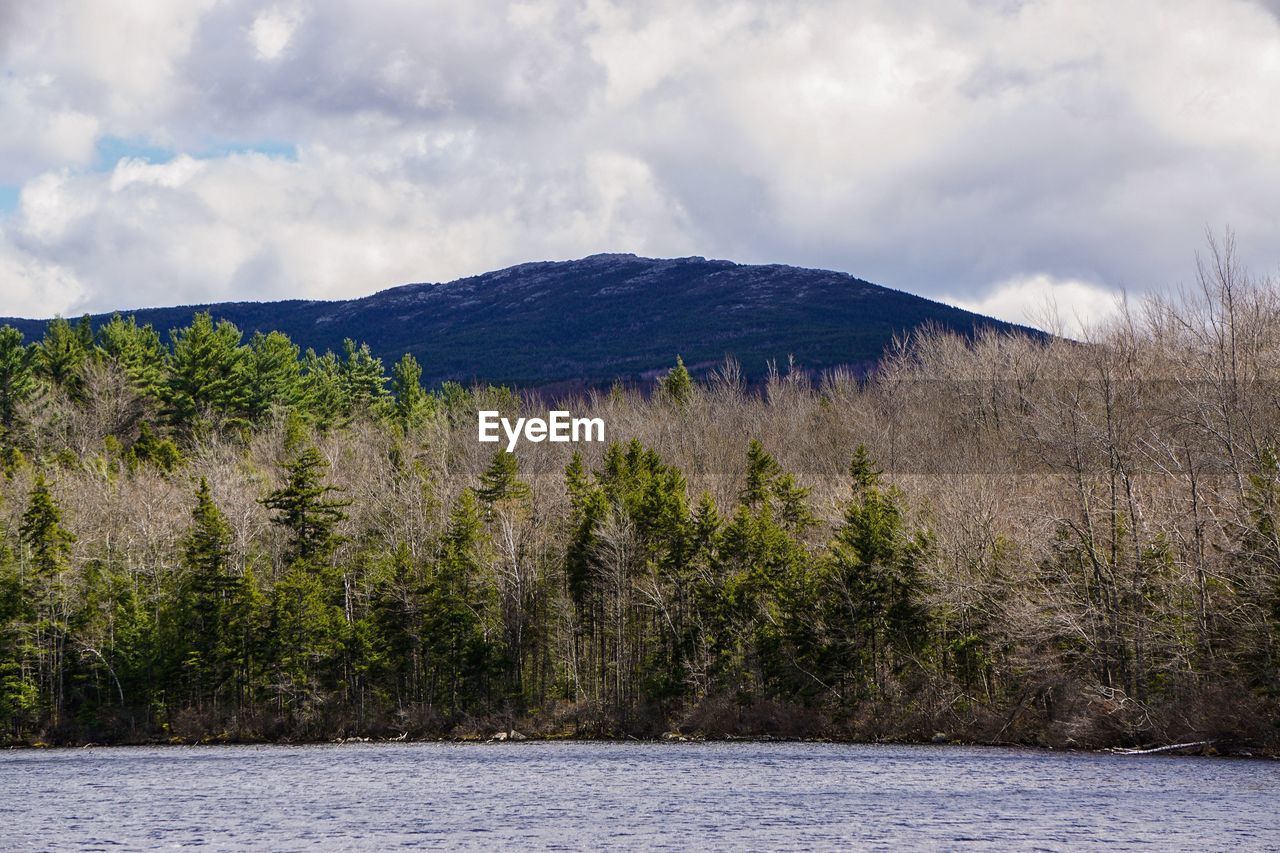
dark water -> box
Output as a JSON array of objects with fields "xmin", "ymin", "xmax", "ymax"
[{"xmin": 1, "ymin": 742, "xmax": 1276, "ymax": 850}]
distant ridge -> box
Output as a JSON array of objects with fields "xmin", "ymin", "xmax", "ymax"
[{"xmin": 1, "ymin": 254, "xmax": 1042, "ymax": 388}]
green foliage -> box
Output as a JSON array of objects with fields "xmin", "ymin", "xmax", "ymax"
[
  {"xmin": 128, "ymin": 423, "xmax": 184, "ymax": 474},
  {"xmin": 246, "ymin": 331, "xmax": 304, "ymax": 421},
  {"xmin": 340, "ymin": 338, "xmax": 391, "ymax": 419},
  {"xmin": 818, "ymin": 444, "xmax": 931, "ymax": 697},
  {"xmin": 267, "ymin": 561, "xmax": 348, "ymax": 711},
  {"xmin": 436, "ymin": 381, "xmax": 471, "ymax": 418},
  {"xmin": 0, "ymin": 547, "xmax": 36, "ymax": 735},
  {"xmin": 476, "ymin": 450, "xmax": 531, "ymax": 508},
  {"xmin": 659, "ymin": 355, "xmax": 694, "ymax": 405},
  {"xmin": 564, "ymin": 452, "xmax": 607, "ymax": 611},
  {"xmin": 37, "ymin": 318, "xmax": 90, "ymax": 397},
  {"xmin": 300, "ymin": 348, "xmax": 346, "ymax": 427},
  {"xmin": 262, "ymin": 447, "xmax": 350, "ymax": 565},
  {"xmin": 423, "ymin": 490, "xmax": 499, "ymax": 711},
  {"xmin": 164, "ymin": 312, "xmax": 251, "ymax": 432},
  {"xmin": 741, "ymin": 439, "xmax": 782, "ymax": 508},
  {"xmin": 0, "ymin": 305, "xmax": 1271, "ymax": 750},
  {"xmin": 20, "ymin": 474, "xmax": 74, "ymax": 577},
  {"xmin": 97, "ymin": 314, "xmax": 166, "ymax": 397},
  {"xmin": 391, "ymin": 353, "xmax": 430, "ymax": 428},
  {"xmin": 0, "ymin": 326, "xmax": 37, "ymax": 443}
]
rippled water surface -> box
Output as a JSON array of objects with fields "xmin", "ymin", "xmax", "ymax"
[{"xmin": 1, "ymin": 742, "xmax": 1277, "ymax": 850}]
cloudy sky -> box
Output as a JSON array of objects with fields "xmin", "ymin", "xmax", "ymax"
[{"xmin": 1, "ymin": 0, "xmax": 1278, "ymax": 332}]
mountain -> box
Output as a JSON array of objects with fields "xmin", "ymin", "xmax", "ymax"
[{"xmin": 1, "ymin": 254, "xmax": 1040, "ymax": 388}]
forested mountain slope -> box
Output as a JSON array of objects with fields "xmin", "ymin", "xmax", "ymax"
[
  {"xmin": 0, "ymin": 254, "xmax": 1038, "ymax": 387},
  {"xmin": 0, "ymin": 249, "xmax": 1275, "ymax": 752}
]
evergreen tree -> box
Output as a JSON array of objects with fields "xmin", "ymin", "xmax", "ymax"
[
  {"xmin": 367, "ymin": 544, "xmax": 425, "ymax": 708},
  {"xmin": 659, "ymin": 355, "xmax": 694, "ymax": 405},
  {"xmin": 262, "ymin": 447, "xmax": 350, "ymax": 564},
  {"xmin": 773, "ymin": 472, "xmax": 815, "ymax": 534},
  {"xmin": 391, "ymin": 353, "xmax": 430, "ymax": 428},
  {"xmin": 740, "ymin": 439, "xmax": 782, "ymax": 508},
  {"xmin": 245, "ymin": 331, "xmax": 304, "ymax": 421},
  {"xmin": 564, "ymin": 452, "xmax": 608, "ymax": 613},
  {"xmin": 183, "ymin": 478, "xmax": 233, "ymax": 589},
  {"xmin": 37, "ymin": 318, "xmax": 90, "ymax": 397},
  {"xmin": 0, "ymin": 546, "xmax": 36, "ymax": 737},
  {"xmin": 173, "ymin": 478, "xmax": 245, "ymax": 706},
  {"xmin": 267, "ymin": 561, "xmax": 348, "ymax": 713},
  {"xmin": 0, "ymin": 326, "xmax": 37, "ymax": 444},
  {"xmin": 476, "ymin": 449, "xmax": 531, "ymax": 508},
  {"xmin": 340, "ymin": 339, "xmax": 390, "ymax": 418},
  {"xmin": 127, "ymin": 423, "xmax": 184, "ymax": 473},
  {"xmin": 300, "ymin": 348, "xmax": 346, "ymax": 427},
  {"xmin": 820, "ymin": 444, "xmax": 931, "ymax": 696},
  {"xmin": 164, "ymin": 312, "xmax": 251, "ymax": 431},
  {"xmin": 19, "ymin": 475, "xmax": 76, "ymax": 726},
  {"xmin": 74, "ymin": 315, "xmax": 94, "ymax": 350},
  {"xmin": 423, "ymin": 490, "xmax": 497, "ymax": 712},
  {"xmin": 261, "ymin": 451, "xmax": 351, "ymax": 713},
  {"xmin": 20, "ymin": 475, "xmax": 75, "ymax": 577},
  {"xmin": 96, "ymin": 314, "xmax": 167, "ymax": 398}
]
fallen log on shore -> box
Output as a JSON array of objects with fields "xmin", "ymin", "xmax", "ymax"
[{"xmin": 1110, "ymin": 740, "xmax": 1216, "ymax": 756}]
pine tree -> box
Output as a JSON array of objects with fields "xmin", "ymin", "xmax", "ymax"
[
  {"xmin": 37, "ymin": 318, "xmax": 89, "ymax": 397},
  {"xmin": 176, "ymin": 478, "xmax": 242, "ymax": 703},
  {"xmin": 262, "ymin": 447, "xmax": 350, "ymax": 564},
  {"xmin": 19, "ymin": 475, "xmax": 75, "ymax": 726},
  {"xmin": 0, "ymin": 544, "xmax": 37, "ymax": 737},
  {"xmin": 476, "ymin": 449, "xmax": 531, "ymax": 508},
  {"xmin": 245, "ymin": 331, "xmax": 304, "ymax": 421},
  {"xmin": 391, "ymin": 353, "xmax": 430, "ymax": 428},
  {"xmin": 0, "ymin": 326, "xmax": 37, "ymax": 444},
  {"xmin": 164, "ymin": 312, "xmax": 251, "ymax": 431},
  {"xmin": 367, "ymin": 543, "xmax": 424, "ymax": 706},
  {"xmin": 339, "ymin": 338, "xmax": 390, "ymax": 418},
  {"xmin": 184, "ymin": 478, "xmax": 233, "ymax": 578},
  {"xmin": 564, "ymin": 452, "xmax": 607, "ymax": 612},
  {"xmin": 423, "ymin": 489, "xmax": 496, "ymax": 711},
  {"xmin": 740, "ymin": 439, "xmax": 782, "ymax": 508},
  {"xmin": 659, "ymin": 355, "xmax": 694, "ymax": 405},
  {"xmin": 261, "ymin": 451, "xmax": 351, "ymax": 712},
  {"xmin": 96, "ymin": 314, "xmax": 166, "ymax": 398},
  {"xmin": 128, "ymin": 423, "xmax": 185, "ymax": 473},
  {"xmin": 772, "ymin": 472, "xmax": 815, "ymax": 534},
  {"xmin": 821, "ymin": 445, "xmax": 930, "ymax": 696},
  {"xmin": 20, "ymin": 474, "xmax": 75, "ymax": 577},
  {"xmin": 300, "ymin": 348, "xmax": 346, "ymax": 427}
]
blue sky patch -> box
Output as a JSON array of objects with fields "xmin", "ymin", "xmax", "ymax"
[
  {"xmin": 93, "ymin": 136, "xmax": 298, "ymax": 171},
  {"xmin": 94, "ymin": 136, "xmax": 175, "ymax": 169},
  {"xmin": 0, "ymin": 185, "xmax": 19, "ymax": 215}
]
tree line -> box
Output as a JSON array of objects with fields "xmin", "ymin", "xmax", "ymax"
[{"xmin": 0, "ymin": 239, "xmax": 1277, "ymax": 750}]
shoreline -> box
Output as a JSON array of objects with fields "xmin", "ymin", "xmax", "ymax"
[{"xmin": 4, "ymin": 734, "xmax": 1269, "ymax": 760}]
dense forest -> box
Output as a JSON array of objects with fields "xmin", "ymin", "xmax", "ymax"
[{"xmin": 0, "ymin": 241, "xmax": 1277, "ymax": 753}]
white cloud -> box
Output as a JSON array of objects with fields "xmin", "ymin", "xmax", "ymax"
[
  {"xmin": 0, "ymin": 234, "xmax": 85, "ymax": 318},
  {"xmin": 1, "ymin": 0, "xmax": 1279, "ymax": 320},
  {"xmin": 0, "ymin": 81, "xmax": 99, "ymax": 182},
  {"xmin": 248, "ymin": 6, "xmax": 302, "ymax": 61},
  {"xmin": 0, "ymin": 138, "xmax": 700, "ymax": 315},
  {"xmin": 946, "ymin": 275, "xmax": 1124, "ymax": 338}
]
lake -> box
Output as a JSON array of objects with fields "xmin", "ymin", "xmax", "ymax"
[{"xmin": 1, "ymin": 742, "xmax": 1276, "ymax": 850}]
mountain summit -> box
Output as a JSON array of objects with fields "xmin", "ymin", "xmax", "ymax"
[{"xmin": 3, "ymin": 255, "xmax": 1037, "ymax": 387}]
